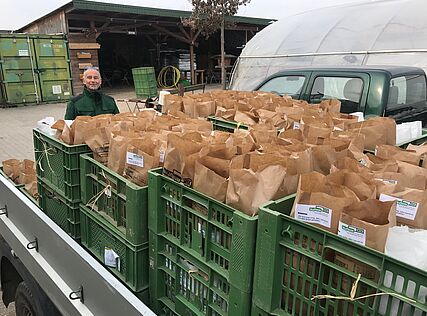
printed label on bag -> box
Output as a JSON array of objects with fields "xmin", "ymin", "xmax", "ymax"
[
  {"xmin": 293, "ymin": 122, "xmax": 301, "ymax": 130},
  {"xmin": 159, "ymin": 149, "xmax": 165, "ymax": 163},
  {"xmin": 18, "ymin": 49, "xmax": 29, "ymax": 56},
  {"xmin": 359, "ymin": 159, "xmax": 368, "ymax": 167},
  {"xmin": 52, "ymin": 85, "xmax": 62, "ymax": 94},
  {"xmin": 379, "ymin": 194, "xmax": 419, "ymax": 220},
  {"xmin": 104, "ymin": 247, "xmax": 120, "ymax": 270},
  {"xmin": 126, "ymin": 152, "xmax": 144, "ymax": 167},
  {"xmin": 375, "ymin": 178, "xmax": 398, "ymax": 185},
  {"xmin": 338, "ymin": 221, "xmax": 366, "ymax": 246},
  {"xmin": 295, "ymin": 204, "xmax": 332, "ymax": 228}
]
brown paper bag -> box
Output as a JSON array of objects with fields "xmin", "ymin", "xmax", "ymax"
[
  {"xmin": 85, "ymin": 127, "xmax": 110, "ymax": 164},
  {"xmin": 319, "ymin": 99, "xmax": 341, "ymax": 113},
  {"xmin": 374, "ymin": 171, "xmax": 425, "ymax": 190},
  {"xmin": 107, "ymin": 131, "xmax": 141, "ymax": 175},
  {"xmin": 397, "ymin": 160, "xmax": 427, "ymax": 189},
  {"xmin": 71, "ymin": 116, "xmax": 92, "ymax": 145},
  {"xmin": 340, "ymin": 199, "xmax": 396, "ymax": 252},
  {"xmin": 380, "ymin": 188, "xmax": 427, "ymax": 229},
  {"xmin": 375, "ymin": 144, "xmax": 421, "ymax": 165},
  {"xmin": 291, "ymin": 172, "xmax": 360, "ymax": 233},
  {"xmin": 2, "ymin": 159, "xmax": 20, "ymax": 183},
  {"xmin": 347, "ymin": 117, "xmax": 396, "ymax": 150},
  {"xmin": 123, "ymin": 139, "xmax": 160, "ymax": 186},
  {"xmin": 25, "ymin": 180, "xmax": 38, "ymax": 198},
  {"xmin": 163, "ymin": 134, "xmax": 204, "ymax": 186},
  {"xmin": 18, "ymin": 159, "xmax": 36, "ymax": 185},
  {"xmin": 195, "ymin": 100, "xmax": 216, "ymax": 118},
  {"xmin": 162, "ymin": 95, "xmax": 183, "ymax": 115},
  {"xmin": 327, "ymin": 169, "xmax": 376, "ymax": 201},
  {"xmin": 193, "ymin": 157, "xmax": 229, "ymax": 202}
]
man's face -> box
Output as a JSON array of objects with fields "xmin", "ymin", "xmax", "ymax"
[{"xmin": 83, "ymin": 69, "xmax": 102, "ymax": 90}]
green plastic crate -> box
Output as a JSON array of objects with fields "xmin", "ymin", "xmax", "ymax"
[
  {"xmin": 80, "ymin": 204, "xmax": 149, "ymax": 292},
  {"xmin": 148, "ymin": 168, "xmax": 258, "ymax": 293},
  {"xmin": 79, "ymin": 153, "xmax": 148, "ymax": 245},
  {"xmin": 38, "ymin": 179, "xmax": 80, "ymax": 240},
  {"xmin": 33, "ymin": 128, "xmax": 90, "ymax": 202},
  {"xmin": 251, "ymin": 304, "xmax": 270, "ymax": 316},
  {"xmin": 253, "ymin": 194, "xmax": 427, "ymax": 316},
  {"xmin": 132, "ymin": 67, "xmax": 158, "ymax": 99},
  {"xmin": 207, "ymin": 116, "xmax": 249, "ymax": 133},
  {"xmin": 149, "ymin": 230, "xmax": 252, "ymax": 316}
]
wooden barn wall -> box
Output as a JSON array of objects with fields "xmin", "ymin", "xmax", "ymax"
[
  {"xmin": 21, "ymin": 11, "xmax": 67, "ymax": 34},
  {"xmin": 68, "ymin": 33, "xmax": 100, "ymax": 95}
]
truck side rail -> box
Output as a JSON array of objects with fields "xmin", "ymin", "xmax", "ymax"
[{"xmin": 0, "ymin": 176, "xmax": 155, "ymax": 316}]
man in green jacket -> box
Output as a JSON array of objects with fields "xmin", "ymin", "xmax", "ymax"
[{"xmin": 64, "ymin": 67, "xmax": 119, "ymax": 120}]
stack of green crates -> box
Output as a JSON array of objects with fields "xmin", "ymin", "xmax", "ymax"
[
  {"xmin": 252, "ymin": 194, "xmax": 427, "ymax": 316},
  {"xmin": 132, "ymin": 67, "xmax": 157, "ymax": 99},
  {"xmin": 79, "ymin": 153, "xmax": 149, "ymax": 299},
  {"xmin": 33, "ymin": 128, "xmax": 90, "ymax": 240},
  {"xmin": 148, "ymin": 168, "xmax": 257, "ymax": 316}
]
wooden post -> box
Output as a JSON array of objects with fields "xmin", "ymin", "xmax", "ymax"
[
  {"xmin": 189, "ymin": 29, "xmax": 196, "ymax": 85},
  {"xmin": 221, "ymin": 18, "xmax": 226, "ymax": 90}
]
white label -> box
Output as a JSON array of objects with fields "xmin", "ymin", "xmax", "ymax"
[
  {"xmin": 159, "ymin": 149, "xmax": 165, "ymax": 163},
  {"xmin": 295, "ymin": 204, "xmax": 332, "ymax": 228},
  {"xmin": 64, "ymin": 91, "xmax": 70, "ymax": 96},
  {"xmin": 359, "ymin": 159, "xmax": 368, "ymax": 167},
  {"xmin": 18, "ymin": 49, "xmax": 29, "ymax": 56},
  {"xmin": 52, "ymin": 85, "xmax": 62, "ymax": 94},
  {"xmin": 379, "ymin": 194, "xmax": 419, "ymax": 220},
  {"xmin": 126, "ymin": 152, "xmax": 144, "ymax": 167},
  {"xmin": 293, "ymin": 122, "xmax": 301, "ymax": 130},
  {"xmin": 375, "ymin": 178, "xmax": 398, "ymax": 185},
  {"xmin": 104, "ymin": 247, "xmax": 120, "ymax": 270},
  {"xmin": 338, "ymin": 221, "xmax": 366, "ymax": 246}
]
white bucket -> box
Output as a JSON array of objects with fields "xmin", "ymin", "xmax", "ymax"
[{"xmin": 159, "ymin": 90, "xmax": 171, "ymax": 106}]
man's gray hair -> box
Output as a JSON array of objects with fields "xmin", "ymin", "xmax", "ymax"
[{"xmin": 83, "ymin": 67, "xmax": 101, "ymax": 78}]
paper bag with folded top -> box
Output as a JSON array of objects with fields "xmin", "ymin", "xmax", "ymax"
[
  {"xmin": 107, "ymin": 131, "xmax": 141, "ymax": 175},
  {"xmin": 18, "ymin": 159, "xmax": 36, "ymax": 185},
  {"xmin": 331, "ymin": 156, "xmax": 372, "ymax": 176},
  {"xmin": 339, "ymin": 199, "xmax": 396, "ymax": 252},
  {"xmin": 2, "ymin": 159, "xmax": 20, "ymax": 183},
  {"xmin": 193, "ymin": 156, "xmax": 230, "ymax": 202},
  {"xmin": 347, "ymin": 117, "xmax": 396, "ymax": 150},
  {"xmin": 227, "ymin": 150, "xmax": 311, "ymax": 216},
  {"xmin": 227, "ymin": 159, "xmax": 290, "ymax": 216},
  {"xmin": 380, "ymin": 188, "xmax": 427, "ymax": 229},
  {"xmin": 330, "ymin": 113, "xmax": 359, "ymax": 131},
  {"xmin": 123, "ymin": 138, "xmax": 160, "ymax": 186},
  {"xmin": 406, "ymin": 143, "xmax": 427, "ymax": 168},
  {"xmin": 327, "ymin": 169, "xmax": 377, "ymax": 201},
  {"xmin": 85, "ymin": 127, "xmax": 111, "ymax": 164},
  {"xmin": 215, "ymin": 106, "xmax": 235, "ymax": 121},
  {"xmin": 163, "ymin": 133, "xmax": 204, "ymax": 186},
  {"xmin": 227, "ymin": 130, "xmax": 256, "ymax": 155},
  {"xmin": 319, "ymin": 99, "xmax": 341, "ymax": 113},
  {"xmin": 375, "ymin": 144, "xmax": 421, "ymax": 166},
  {"xmin": 52, "ymin": 120, "xmax": 73, "ymax": 145},
  {"xmin": 162, "ymin": 95, "xmax": 184, "ymax": 115},
  {"xmin": 249, "ymin": 124, "xmax": 277, "ymax": 144},
  {"xmin": 397, "ymin": 160, "xmax": 427, "ymax": 189},
  {"xmin": 291, "ymin": 172, "xmax": 360, "ymax": 233},
  {"xmin": 234, "ymin": 110, "xmax": 258, "ymax": 126},
  {"xmin": 363, "ymin": 153, "xmax": 399, "ymax": 172}
]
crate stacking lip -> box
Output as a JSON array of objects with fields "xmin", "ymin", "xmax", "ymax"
[
  {"xmin": 38, "ymin": 178, "xmax": 80, "ymax": 240},
  {"xmin": 207, "ymin": 116, "xmax": 249, "ymax": 133},
  {"xmin": 79, "ymin": 153, "xmax": 148, "ymax": 245},
  {"xmin": 148, "ymin": 168, "xmax": 258, "ymax": 315},
  {"xmin": 149, "ymin": 231, "xmax": 252, "ymax": 316},
  {"xmin": 253, "ymin": 194, "xmax": 427, "ymax": 316},
  {"xmin": 80, "ymin": 204, "xmax": 149, "ymax": 293},
  {"xmin": 33, "ymin": 128, "xmax": 90, "ymax": 203}
]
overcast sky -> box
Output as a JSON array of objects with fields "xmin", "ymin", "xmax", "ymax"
[{"xmin": 0, "ymin": 0, "xmax": 372, "ymax": 30}]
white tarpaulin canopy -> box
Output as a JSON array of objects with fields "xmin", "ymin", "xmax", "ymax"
[{"xmin": 231, "ymin": 0, "xmax": 427, "ymax": 91}]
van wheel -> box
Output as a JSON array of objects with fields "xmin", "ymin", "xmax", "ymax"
[{"xmin": 15, "ymin": 281, "xmax": 37, "ymax": 316}]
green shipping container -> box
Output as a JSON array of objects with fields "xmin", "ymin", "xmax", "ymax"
[
  {"xmin": 0, "ymin": 34, "xmax": 72, "ymax": 105},
  {"xmin": 33, "ymin": 36, "xmax": 72, "ymax": 102},
  {"xmin": 0, "ymin": 34, "xmax": 41, "ymax": 104}
]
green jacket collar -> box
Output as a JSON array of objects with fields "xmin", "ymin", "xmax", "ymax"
[{"xmin": 83, "ymin": 86, "xmax": 102, "ymax": 99}]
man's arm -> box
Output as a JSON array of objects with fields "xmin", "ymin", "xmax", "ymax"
[
  {"xmin": 64, "ymin": 100, "xmax": 76, "ymax": 120},
  {"xmin": 112, "ymin": 99, "xmax": 120, "ymax": 114}
]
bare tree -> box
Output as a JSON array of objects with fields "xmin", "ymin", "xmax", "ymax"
[{"xmin": 184, "ymin": 0, "xmax": 251, "ymax": 89}]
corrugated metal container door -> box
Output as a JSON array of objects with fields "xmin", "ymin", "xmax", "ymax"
[
  {"xmin": 33, "ymin": 35, "xmax": 73, "ymax": 102},
  {"xmin": 0, "ymin": 35, "xmax": 41, "ymax": 104}
]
